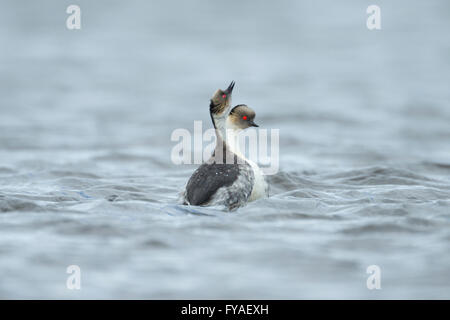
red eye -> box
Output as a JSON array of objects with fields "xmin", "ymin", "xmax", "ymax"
[
  {"xmin": 242, "ymin": 116, "xmax": 247, "ymax": 120},
  {"xmin": 222, "ymin": 94, "xmax": 227, "ymax": 98}
]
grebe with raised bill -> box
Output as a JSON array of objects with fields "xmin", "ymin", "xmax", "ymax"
[{"xmin": 181, "ymin": 82, "xmax": 268, "ymax": 210}]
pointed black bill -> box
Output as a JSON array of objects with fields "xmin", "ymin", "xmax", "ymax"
[
  {"xmin": 249, "ymin": 121, "xmax": 259, "ymax": 127},
  {"xmin": 226, "ymin": 81, "xmax": 235, "ymax": 94}
]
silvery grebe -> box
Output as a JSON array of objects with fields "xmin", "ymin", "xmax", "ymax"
[{"xmin": 182, "ymin": 82, "xmax": 267, "ymax": 210}]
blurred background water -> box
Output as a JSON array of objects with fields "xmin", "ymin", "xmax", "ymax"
[{"xmin": 0, "ymin": 0, "xmax": 449, "ymax": 298}]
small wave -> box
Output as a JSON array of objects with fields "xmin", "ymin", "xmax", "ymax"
[
  {"xmin": 0, "ymin": 198, "xmax": 45, "ymax": 213},
  {"xmin": 0, "ymin": 167, "xmax": 16, "ymax": 175},
  {"xmin": 424, "ymin": 161, "xmax": 450, "ymax": 170},
  {"xmin": 341, "ymin": 222, "xmax": 426, "ymax": 235},
  {"xmin": 163, "ymin": 204, "xmax": 226, "ymax": 217},
  {"xmin": 47, "ymin": 170, "xmax": 101, "ymax": 179},
  {"xmin": 324, "ymin": 166, "xmax": 436, "ymax": 186}
]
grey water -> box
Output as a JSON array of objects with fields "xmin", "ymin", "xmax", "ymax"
[{"xmin": 0, "ymin": 0, "xmax": 449, "ymax": 299}]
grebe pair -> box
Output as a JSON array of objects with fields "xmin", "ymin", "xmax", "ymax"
[{"xmin": 181, "ymin": 82, "xmax": 268, "ymax": 210}]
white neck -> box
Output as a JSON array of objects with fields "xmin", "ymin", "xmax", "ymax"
[
  {"xmin": 224, "ymin": 117, "xmax": 245, "ymax": 158},
  {"xmin": 212, "ymin": 113, "xmax": 228, "ymax": 143}
]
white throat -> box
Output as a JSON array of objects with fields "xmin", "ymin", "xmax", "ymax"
[
  {"xmin": 224, "ymin": 116, "xmax": 268, "ymax": 201},
  {"xmin": 212, "ymin": 112, "xmax": 228, "ymax": 143},
  {"xmin": 224, "ymin": 117, "xmax": 245, "ymax": 158}
]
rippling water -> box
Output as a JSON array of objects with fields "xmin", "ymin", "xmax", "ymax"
[{"xmin": 0, "ymin": 0, "xmax": 449, "ymax": 298}]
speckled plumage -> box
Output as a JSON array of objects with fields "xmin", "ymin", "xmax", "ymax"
[
  {"xmin": 183, "ymin": 147, "xmax": 255, "ymax": 210},
  {"xmin": 181, "ymin": 82, "xmax": 264, "ymax": 211}
]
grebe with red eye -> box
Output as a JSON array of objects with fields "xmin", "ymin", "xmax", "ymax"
[
  {"xmin": 181, "ymin": 82, "xmax": 268, "ymax": 210},
  {"xmin": 225, "ymin": 104, "xmax": 268, "ymax": 201}
]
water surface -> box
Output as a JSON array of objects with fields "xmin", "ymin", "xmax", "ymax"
[{"xmin": 0, "ymin": 0, "xmax": 449, "ymax": 298}]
